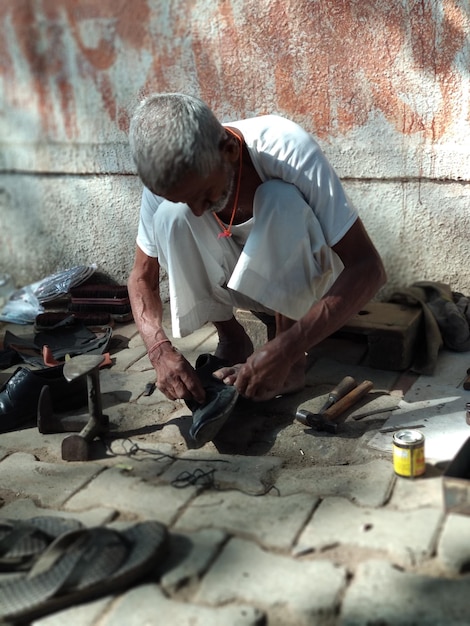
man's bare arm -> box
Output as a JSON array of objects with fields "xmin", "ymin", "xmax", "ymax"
[
  {"xmin": 228, "ymin": 218, "xmax": 386, "ymax": 400},
  {"xmin": 128, "ymin": 246, "xmax": 167, "ymax": 349},
  {"xmin": 292, "ymin": 217, "xmax": 386, "ymax": 352},
  {"xmin": 128, "ymin": 246, "xmax": 206, "ymax": 404}
]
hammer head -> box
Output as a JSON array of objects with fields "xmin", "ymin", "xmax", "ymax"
[{"xmin": 296, "ymin": 409, "xmax": 338, "ymax": 434}]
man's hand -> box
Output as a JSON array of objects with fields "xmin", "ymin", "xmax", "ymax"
[
  {"xmin": 151, "ymin": 345, "xmax": 206, "ymax": 404},
  {"xmin": 214, "ymin": 338, "xmax": 305, "ymax": 401}
]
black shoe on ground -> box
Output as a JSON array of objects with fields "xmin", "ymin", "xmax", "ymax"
[
  {"xmin": 186, "ymin": 354, "xmax": 239, "ymax": 447},
  {"xmin": 0, "ymin": 365, "xmax": 87, "ymax": 433}
]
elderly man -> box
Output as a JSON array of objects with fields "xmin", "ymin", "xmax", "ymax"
[{"xmin": 128, "ymin": 93, "xmax": 386, "ymax": 407}]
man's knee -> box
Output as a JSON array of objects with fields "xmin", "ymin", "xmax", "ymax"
[
  {"xmin": 254, "ymin": 180, "xmax": 307, "ymax": 215},
  {"xmin": 154, "ymin": 202, "xmax": 193, "ymax": 232}
]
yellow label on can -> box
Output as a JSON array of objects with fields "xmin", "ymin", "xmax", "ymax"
[{"xmin": 393, "ymin": 440, "xmax": 425, "ymax": 477}]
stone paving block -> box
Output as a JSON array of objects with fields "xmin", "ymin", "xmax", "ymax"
[
  {"xmin": 125, "ymin": 322, "xmax": 218, "ymax": 373},
  {"xmin": 388, "ymin": 475, "xmax": 444, "ymax": 510},
  {"xmin": 340, "ymin": 559, "xmax": 470, "ymax": 626},
  {"xmin": 103, "ymin": 584, "xmax": 264, "ymax": 626},
  {"xmin": 124, "ymin": 352, "xmax": 153, "ymax": 373},
  {"xmin": 111, "ymin": 344, "xmax": 147, "ymax": 372},
  {"xmin": 135, "ymin": 390, "xmax": 177, "ymax": 409},
  {"xmin": 102, "ymin": 439, "xmax": 177, "ymax": 479},
  {"xmin": 436, "ymin": 513, "xmax": 470, "ymax": 573},
  {"xmin": 157, "ymin": 528, "xmax": 228, "ymax": 594},
  {"xmin": 0, "ymin": 427, "xmax": 71, "ymax": 463},
  {"xmin": 0, "ymin": 498, "xmax": 116, "ymax": 526},
  {"xmin": 65, "ymin": 465, "xmax": 199, "ymax": 525},
  {"xmin": 274, "ymin": 459, "xmax": 395, "ymax": 507},
  {"xmin": 195, "ymin": 537, "xmax": 347, "ymax": 626},
  {"xmin": 103, "ymin": 399, "xmax": 181, "ymax": 436},
  {"xmin": 127, "ymin": 321, "xmax": 217, "ymax": 363},
  {"xmin": 110, "ymin": 321, "xmax": 140, "ymax": 342},
  {"xmin": 170, "ymin": 324, "xmax": 218, "ymax": 357},
  {"xmin": 129, "ymin": 404, "xmax": 197, "ymax": 447},
  {"xmin": 295, "ymin": 497, "xmax": 443, "ymax": 567},
  {"xmin": 128, "ymin": 331, "xmax": 147, "ymax": 349},
  {"xmin": 0, "ymin": 452, "xmax": 102, "ymax": 508},
  {"xmin": 248, "ymin": 418, "xmax": 389, "ymax": 469},
  {"xmin": 175, "ymin": 490, "xmax": 318, "ymax": 551},
  {"xmin": 160, "ymin": 451, "xmax": 283, "ymax": 496},
  {"xmin": 33, "ymin": 597, "xmax": 112, "ymax": 626},
  {"xmin": 100, "ymin": 369, "xmax": 152, "ymax": 403}
]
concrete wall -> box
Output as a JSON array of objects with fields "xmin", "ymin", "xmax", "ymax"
[{"xmin": 1, "ymin": 0, "xmax": 469, "ymax": 297}]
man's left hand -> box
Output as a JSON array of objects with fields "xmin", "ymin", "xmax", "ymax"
[{"xmin": 213, "ymin": 340, "xmax": 305, "ymax": 401}]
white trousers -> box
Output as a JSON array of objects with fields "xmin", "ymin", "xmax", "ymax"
[{"xmin": 153, "ymin": 180, "xmax": 344, "ymax": 337}]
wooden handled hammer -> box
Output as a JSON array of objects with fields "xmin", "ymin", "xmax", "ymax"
[{"xmin": 296, "ymin": 379, "xmax": 374, "ymax": 433}]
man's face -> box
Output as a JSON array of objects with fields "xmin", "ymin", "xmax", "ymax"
[{"xmin": 165, "ymin": 158, "xmax": 235, "ymax": 217}]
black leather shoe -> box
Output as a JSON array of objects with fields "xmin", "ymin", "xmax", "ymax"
[
  {"xmin": 186, "ymin": 354, "xmax": 239, "ymax": 447},
  {"xmin": 189, "ymin": 385, "xmax": 239, "ymax": 447},
  {"xmin": 0, "ymin": 365, "xmax": 87, "ymax": 433}
]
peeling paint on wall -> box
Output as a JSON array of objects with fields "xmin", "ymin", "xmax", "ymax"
[
  {"xmin": 1, "ymin": 0, "xmax": 470, "ymax": 147},
  {"xmin": 0, "ymin": 0, "xmax": 151, "ymax": 140}
]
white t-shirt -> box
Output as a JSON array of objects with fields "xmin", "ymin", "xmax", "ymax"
[{"xmin": 136, "ymin": 114, "xmax": 357, "ymax": 257}]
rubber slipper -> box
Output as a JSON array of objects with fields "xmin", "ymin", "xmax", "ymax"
[
  {"xmin": 186, "ymin": 354, "xmax": 239, "ymax": 447},
  {"xmin": 0, "ymin": 517, "xmax": 84, "ymax": 572},
  {"xmin": 0, "ymin": 521, "xmax": 168, "ymax": 623}
]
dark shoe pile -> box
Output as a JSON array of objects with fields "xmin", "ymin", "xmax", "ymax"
[
  {"xmin": 2, "ymin": 322, "xmax": 112, "ymax": 368},
  {"xmin": 68, "ymin": 284, "xmax": 133, "ymax": 323}
]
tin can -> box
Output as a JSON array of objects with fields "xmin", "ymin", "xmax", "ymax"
[{"xmin": 392, "ymin": 429, "xmax": 425, "ymax": 478}]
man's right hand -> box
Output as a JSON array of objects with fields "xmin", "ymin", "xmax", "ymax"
[{"xmin": 150, "ymin": 343, "xmax": 206, "ymax": 405}]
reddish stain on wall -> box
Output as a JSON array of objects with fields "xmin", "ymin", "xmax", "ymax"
[
  {"xmin": 186, "ymin": 0, "xmax": 467, "ymax": 140},
  {"xmin": 1, "ymin": 0, "xmax": 468, "ymax": 142},
  {"xmin": 1, "ymin": 0, "xmax": 150, "ymax": 138}
]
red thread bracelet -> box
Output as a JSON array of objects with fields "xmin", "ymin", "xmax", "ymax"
[{"xmin": 148, "ymin": 338, "xmax": 171, "ymax": 359}]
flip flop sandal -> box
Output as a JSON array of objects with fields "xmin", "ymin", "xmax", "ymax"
[
  {"xmin": 186, "ymin": 354, "xmax": 239, "ymax": 447},
  {"xmin": 0, "ymin": 517, "xmax": 84, "ymax": 572},
  {"xmin": 0, "ymin": 521, "xmax": 168, "ymax": 624}
]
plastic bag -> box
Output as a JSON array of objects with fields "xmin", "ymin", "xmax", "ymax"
[
  {"xmin": 0, "ymin": 264, "xmax": 97, "ymax": 324},
  {"xmin": 31, "ymin": 264, "xmax": 97, "ymax": 303},
  {"xmin": 0, "ymin": 285, "xmax": 43, "ymax": 324}
]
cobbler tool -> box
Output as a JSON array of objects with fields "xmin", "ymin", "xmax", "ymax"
[
  {"xmin": 296, "ymin": 379, "xmax": 374, "ymax": 433},
  {"xmin": 295, "ymin": 376, "xmax": 357, "ymax": 429},
  {"xmin": 37, "ymin": 354, "xmax": 109, "ymax": 461}
]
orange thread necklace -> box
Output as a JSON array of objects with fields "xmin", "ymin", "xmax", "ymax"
[{"xmin": 213, "ymin": 128, "xmax": 242, "ymax": 239}]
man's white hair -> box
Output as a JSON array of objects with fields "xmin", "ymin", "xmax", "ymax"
[{"xmin": 129, "ymin": 93, "xmax": 226, "ymax": 196}]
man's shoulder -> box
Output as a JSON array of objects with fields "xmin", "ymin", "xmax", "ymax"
[
  {"xmin": 141, "ymin": 185, "xmax": 163, "ymax": 205},
  {"xmin": 228, "ymin": 115, "xmax": 314, "ymax": 152},
  {"xmin": 228, "ymin": 114, "xmax": 302, "ymax": 133}
]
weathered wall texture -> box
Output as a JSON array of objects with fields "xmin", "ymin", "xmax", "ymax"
[{"xmin": 0, "ymin": 0, "xmax": 469, "ymax": 296}]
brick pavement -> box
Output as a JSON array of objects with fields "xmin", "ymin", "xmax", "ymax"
[{"xmin": 0, "ymin": 316, "xmax": 469, "ymax": 625}]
